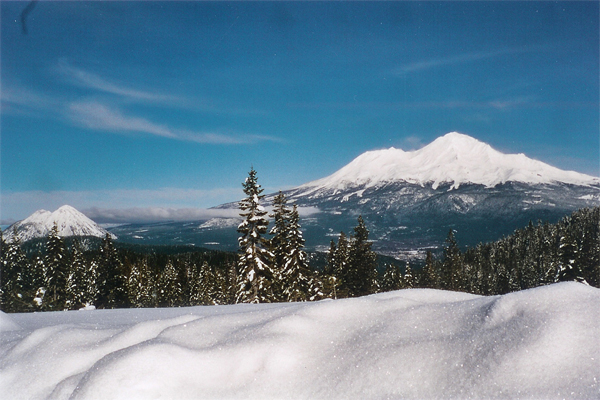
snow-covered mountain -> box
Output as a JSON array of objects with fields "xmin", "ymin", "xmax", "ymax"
[
  {"xmin": 298, "ymin": 132, "xmax": 599, "ymax": 194},
  {"xmin": 109, "ymin": 132, "xmax": 599, "ymax": 257},
  {"xmin": 3, "ymin": 205, "xmax": 115, "ymax": 243}
]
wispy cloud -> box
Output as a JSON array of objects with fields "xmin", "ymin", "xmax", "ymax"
[
  {"xmin": 0, "ymin": 187, "xmax": 243, "ymax": 224},
  {"xmin": 68, "ymin": 101, "xmax": 178, "ymax": 138},
  {"xmin": 68, "ymin": 100, "xmax": 280, "ymax": 144},
  {"xmin": 395, "ymin": 47, "xmax": 530, "ymax": 76},
  {"xmin": 0, "ymin": 84, "xmax": 60, "ymax": 116},
  {"xmin": 1, "ymin": 188, "xmax": 321, "ymax": 224},
  {"xmin": 84, "ymin": 207, "xmax": 242, "ymax": 224},
  {"xmin": 56, "ymin": 60, "xmax": 178, "ymax": 103}
]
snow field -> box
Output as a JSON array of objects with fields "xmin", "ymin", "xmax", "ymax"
[{"xmin": 1, "ymin": 282, "xmax": 598, "ymax": 399}]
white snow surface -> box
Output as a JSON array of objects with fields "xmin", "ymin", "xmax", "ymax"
[
  {"xmin": 3, "ymin": 205, "xmax": 115, "ymax": 242},
  {"xmin": 1, "ymin": 282, "xmax": 598, "ymax": 399},
  {"xmin": 300, "ymin": 132, "xmax": 600, "ymax": 192}
]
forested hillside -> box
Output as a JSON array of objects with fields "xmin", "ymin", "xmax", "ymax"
[{"xmin": 1, "ymin": 205, "xmax": 598, "ymax": 313}]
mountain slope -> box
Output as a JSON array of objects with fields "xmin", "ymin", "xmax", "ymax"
[
  {"xmin": 3, "ymin": 205, "xmax": 116, "ymax": 243},
  {"xmin": 298, "ymin": 132, "xmax": 599, "ymax": 193},
  {"xmin": 108, "ymin": 132, "xmax": 600, "ymax": 257}
]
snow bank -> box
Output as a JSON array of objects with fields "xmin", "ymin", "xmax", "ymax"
[{"xmin": 1, "ymin": 282, "xmax": 598, "ymax": 399}]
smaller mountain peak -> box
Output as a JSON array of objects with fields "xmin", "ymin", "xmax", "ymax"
[{"xmin": 3, "ymin": 205, "xmax": 116, "ymax": 243}]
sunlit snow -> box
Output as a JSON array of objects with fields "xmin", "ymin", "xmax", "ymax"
[
  {"xmin": 300, "ymin": 132, "xmax": 600, "ymax": 194},
  {"xmin": 3, "ymin": 205, "xmax": 115, "ymax": 243},
  {"xmin": 1, "ymin": 282, "xmax": 598, "ymax": 399}
]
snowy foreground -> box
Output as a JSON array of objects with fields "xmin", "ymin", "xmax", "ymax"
[{"xmin": 1, "ymin": 283, "xmax": 598, "ymax": 400}]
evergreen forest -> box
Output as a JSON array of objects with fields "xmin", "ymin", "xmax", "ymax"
[{"xmin": 1, "ymin": 168, "xmax": 598, "ymax": 313}]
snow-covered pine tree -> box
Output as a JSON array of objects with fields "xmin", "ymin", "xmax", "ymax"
[
  {"xmin": 442, "ymin": 229, "xmax": 463, "ymax": 291},
  {"xmin": 325, "ymin": 239, "xmax": 337, "ymax": 275},
  {"xmin": 65, "ymin": 239, "xmax": 88, "ymax": 310},
  {"xmin": 280, "ymin": 205, "xmax": 312, "ymax": 302},
  {"xmin": 158, "ymin": 260, "xmax": 182, "ymax": 307},
  {"xmin": 556, "ymin": 223, "xmax": 585, "ymax": 283},
  {"xmin": 333, "ymin": 231, "xmax": 350, "ymax": 298},
  {"xmin": 196, "ymin": 261, "xmax": 219, "ymax": 305},
  {"xmin": 128, "ymin": 258, "xmax": 154, "ymax": 307},
  {"xmin": 269, "ymin": 191, "xmax": 292, "ymax": 300},
  {"xmin": 381, "ymin": 263, "xmax": 403, "ymax": 292},
  {"xmin": 43, "ymin": 223, "xmax": 70, "ymax": 310},
  {"xmin": 0, "ymin": 233, "xmax": 31, "ymax": 312},
  {"xmin": 236, "ymin": 167, "xmax": 275, "ymax": 303},
  {"xmin": 84, "ymin": 259, "xmax": 100, "ymax": 308},
  {"xmin": 420, "ymin": 251, "xmax": 439, "ymax": 289},
  {"xmin": 96, "ymin": 233, "xmax": 128, "ymax": 309},
  {"xmin": 346, "ymin": 216, "xmax": 378, "ymax": 297},
  {"xmin": 403, "ymin": 263, "xmax": 415, "ymax": 289}
]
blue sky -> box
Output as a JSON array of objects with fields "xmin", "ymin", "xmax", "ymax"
[{"xmin": 1, "ymin": 1, "xmax": 598, "ymax": 224}]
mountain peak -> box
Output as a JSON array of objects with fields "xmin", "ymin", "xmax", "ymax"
[
  {"xmin": 300, "ymin": 132, "xmax": 599, "ymax": 192},
  {"xmin": 3, "ymin": 205, "xmax": 116, "ymax": 243}
]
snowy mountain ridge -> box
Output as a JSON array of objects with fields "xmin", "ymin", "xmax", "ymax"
[
  {"xmin": 299, "ymin": 132, "xmax": 599, "ymax": 195},
  {"xmin": 3, "ymin": 205, "xmax": 115, "ymax": 243}
]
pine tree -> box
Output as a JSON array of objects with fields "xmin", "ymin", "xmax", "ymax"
[
  {"xmin": 96, "ymin": 233, "xmax": 128, "ymax": 309},
  {"xmin": 31, "ymin": 256, "xmax": 46, "ymax": 309},
  {"xmin": 128, "ymin": 258, "xmax": 153, "ymax": 307},
  {"xmin": 325, "ymin": 239, "xmax": 337, "ymax": 275},
  {"xmin": 281, "ymin": 205, "xmax": 312, "ymax": 302},
  {"xmin": 403, "ymin": 263, "xmax": 415, "ymax": 289},
  {"xmin": 333, "ymin": 232, "xmax": 350, "ymax": 298},
  {"xmin": 421, "ymin": 251, "xmax": 440, "ymax": 289},
  {"xmin": 236, "ymin": 167, "xmax": 275, "ymax": 303},
  {"xmin": 65, "ymin": 240, "xmax": 88, "ymax": 310},
  {"xmin": 442, "ymin": 229, "xmax": 463, "ymax": 291},
  {"xmin": 43, "ymin": 223, "xmax": 69, "ymax": 310},
  {"xmin": 269, "ymin": 191, "xmax": 292, "ymax": 300},
  {"xmin": 556, "ymin": 223, "xmax": 584, "ymax": 283},
  {"xmin": 381, "ymin": 263, "xmax": 403, "ymax": 292},
  {"xmin": 158, "ymin": 260, "xmax": 182, "ymax": 307},
  {"xmin": 0, "ymin": 234, "xmax": 32, "ymax": 312},
  {"xmin": 346, "ymin": 216, "xmax": 378, "ymax": 297}
]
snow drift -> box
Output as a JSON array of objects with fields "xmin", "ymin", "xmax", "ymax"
[{"xmin": 1, "ymin": 282, "xmax": 598, "ymax": 399}]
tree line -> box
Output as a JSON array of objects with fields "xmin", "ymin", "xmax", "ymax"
[{"xmin": 1, "ymin": 168, "xmax": 598, "ymax": 312}]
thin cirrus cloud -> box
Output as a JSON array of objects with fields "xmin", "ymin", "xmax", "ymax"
[
  {"xmin": 56, "ymin": 61, "xmax": 279, "ymax": 144},
  {"xmin": 68, "ymin": 100, "xmax": 279, "ymax": 144},
  {"xmin": 56, "ymin": 60, "xmax": 178, "ymax": 103},
  {"xmin": 394, "ymin": 47, "xmax": 533, "ymax": 76}
]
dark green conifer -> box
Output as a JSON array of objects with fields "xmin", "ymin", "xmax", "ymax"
[
  {"xmin": 236, "ymin": 167, "xmax": 275, "ymax": 303},
  {"xmin": 346, "ymin": 216, "xmax": 378, "ymax": 297},
  {"xmin": 43, "ymin": 223, "xmax": 69, "ymax": 310},
  {"xmin": 96, "ymin": 233, "xmax": 127, "ymax": 308}
]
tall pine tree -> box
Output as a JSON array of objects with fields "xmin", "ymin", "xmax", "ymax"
[
  {"xmin": 43, "ymin": 223, "xmax": 69, "ymax": 310},
  {"xmin": 346, "ymin": 216, "xmax": 378, "ymax": 297},
  {"xmin": 236, "ymin": 168, "xmax": 275, "ymax": 303},
  {"xmin": 269, "ymin": 191, "xmax": 292, "ymax": 300},
  {"xmin": 281, "ymin": 205, "xmax": 312, "ymax": 302},
  {"xmin": 96, "ymin": 233, "xmax": 128, "ymax": 308}
]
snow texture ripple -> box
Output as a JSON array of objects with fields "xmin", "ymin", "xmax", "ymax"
[{"xmin": 0, "ymin": 282, "xmax": 598, "ymax": 399}]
